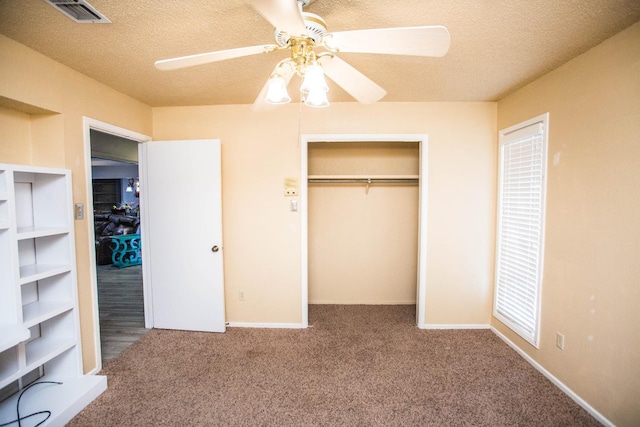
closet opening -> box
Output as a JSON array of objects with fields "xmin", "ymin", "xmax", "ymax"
[{"xmin": 300, "ymin": 134, "xmax": 429, "ymax": 328}]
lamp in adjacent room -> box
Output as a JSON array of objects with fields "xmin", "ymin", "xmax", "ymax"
[{"xmin": 125, "ymin": 178, "xmax": 135, "ymax": 192}]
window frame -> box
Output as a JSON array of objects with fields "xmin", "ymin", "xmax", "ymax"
[{"xmin": 494, "ymin": 113, "xmax": 549, "ymax": 348}]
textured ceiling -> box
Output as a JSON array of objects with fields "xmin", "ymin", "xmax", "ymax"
[{"xmin": 0, "ymin": 0, "xmax": 638, "ymax": 107}]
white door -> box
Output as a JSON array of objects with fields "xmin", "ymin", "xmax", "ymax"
[{"xmin": 143, "ymin": 139, "xmax": 225, "ymax": 332}]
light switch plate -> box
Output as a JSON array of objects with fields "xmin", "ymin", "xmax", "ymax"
[{"xmin": 74, "ymin": 203, "xmax": 84, "ymax": 220}]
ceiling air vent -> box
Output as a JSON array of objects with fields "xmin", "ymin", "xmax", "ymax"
[{"xmin": 44, "ymin": 0, "xmax": 111, "ymax": 23}]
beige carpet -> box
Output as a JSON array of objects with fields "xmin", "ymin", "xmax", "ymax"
[{"xmin": 69, "ymin": 305, "xmax": 600, "ymax": 426}]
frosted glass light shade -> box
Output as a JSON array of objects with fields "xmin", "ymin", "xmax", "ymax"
[
  {"xmin": 304, "ymin": 87, "xmax": 330, "ymax": 108},
  {"xmin": 265, "ymin": 75, "xmax": 291, "ymax": 104},
  {"xmin": 300, "ymin": 64, "xmax": 328, "ymax": 94}
]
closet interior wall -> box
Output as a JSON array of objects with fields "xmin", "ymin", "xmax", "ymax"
[{"xmin": 308, "ymin": 142, "xmax": 419, "ymax": 304}]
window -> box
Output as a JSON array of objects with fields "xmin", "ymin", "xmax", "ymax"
[{"xmin": 494, "ymin": 113, "xmax": 549, "ymax": 347}]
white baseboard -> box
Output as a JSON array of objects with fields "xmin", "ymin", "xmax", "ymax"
[
  {"xmin": 226, "ymin": 322, "xmax": 306, "ymax": 329},
  {"xmin": 419, "ymin": 323, "xmax": 490, "ymax": 330},
  {"xmin": 308, "ymin": 301, "xmax": 416, "ymax": 305},
  {"xmin": 490, "ymin": 327, "xmax": 613, "ymax": 427}
]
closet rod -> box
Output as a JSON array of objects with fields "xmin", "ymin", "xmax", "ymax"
[{"xmin": 308, "ymin": 178, "xmax": 419, "ymax": 184}]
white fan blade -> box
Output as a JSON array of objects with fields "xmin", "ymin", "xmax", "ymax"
[
  {"xmin": 155, "ymin": 44, "xmax": 277, "ymax": 71},
  {"xmin": 251, "ymin": 62, "xmax": 296, "ymax": 112},
  {"xmin": 323, "ymin": 25, "xmax": 451, "ymax": 57},
  {"xmin": 319, "ymin": 55, "xmax": 386, "ymax": 104},
  {"xmin": 248, "ymin": 0, "xmax": 307, "ymax": 37}
]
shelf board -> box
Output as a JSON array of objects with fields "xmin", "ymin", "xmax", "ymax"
[
  {"xmin": 19, "ymin": 264, "xmax": 72, "ymax": 285},
  {"xmin": 0, "ymin": 374, "xmax": 107, "ymax": 427},
  {"xmin": 0, "ymin": 367, "xmax": 21, "ymax": 393},
  {"xmin": 22, "ymin": 301, "xmax": 74, "ymax": 329},
  {"xmin": 25, "ymin": 336, "xmax": 76, "ymax": 372},
  {"xmin": 0, "ymin": 324, "xmax": 30, "ymax": 353},
  {"xmin": 16, "ymin": 226, "xmax": 69, "ymax": 240}
]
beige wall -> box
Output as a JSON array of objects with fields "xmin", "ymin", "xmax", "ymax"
[
  {"xmin": 309, "ymin": 184, "xmax": 419, "ymax": 304},
  {"xmin": 0, "ymin": 106, "xmax": 32, "ymax": 164},
  {"xmin": 495, "ymin": 21, "xmax": 640, "ymax": 425},
  {"xmin": 153, "ymin": 102, "xmax": 496, "ymax": 325},
  {"xmin": 0, "ymin": 34, "xmax": 152, "ymax": 373},
  {"xmin": 308, "ymin": 142, "xmax": 419, "ymax": 304}
]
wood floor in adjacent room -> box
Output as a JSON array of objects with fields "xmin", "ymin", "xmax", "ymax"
[{"xmin": 97, "ymin": 264, "xmax": 149, "ymax": 365}]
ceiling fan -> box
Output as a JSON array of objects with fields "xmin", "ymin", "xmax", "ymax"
[{"xmin": 154, "ymin": 0, "xmax": 451, "ymax": 110}]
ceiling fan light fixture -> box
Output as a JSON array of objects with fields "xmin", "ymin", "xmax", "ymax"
[{"xmin": 265, "ymin": 75, "xmax": 292, "ymax": 105}]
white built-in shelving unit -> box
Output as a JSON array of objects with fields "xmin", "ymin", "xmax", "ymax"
[{"xmin": 0, "ymin": 163, "xmax": 106, "ymax": 427}]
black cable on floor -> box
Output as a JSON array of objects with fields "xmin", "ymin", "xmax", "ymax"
[{"xmin": 0, "ymin": 381, "xmax": 62, "ymax": 427}]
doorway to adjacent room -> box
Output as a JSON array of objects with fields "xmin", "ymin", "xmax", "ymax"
[
  {"xmin": 83, "ymin": 118, "xmax": 152, "ymax": 370},
  {"xmin": 90, "ymin": 130, "xmax": 146, "ymax": 364}
]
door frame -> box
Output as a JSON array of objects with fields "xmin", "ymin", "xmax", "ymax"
[
  {"xmin": 300, "ymin": 133, "xmax": 429, "ymax": 328},
  {"xmin": 82, "ymin": 117, "xmax": 152, "ymax": 371}
]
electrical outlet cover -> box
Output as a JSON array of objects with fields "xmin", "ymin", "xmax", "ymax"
[{"xmin": 556, "ymin": 332, "xmax": 565, "ymax": 350}]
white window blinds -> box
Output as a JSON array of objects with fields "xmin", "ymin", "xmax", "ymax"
[{"xmin": 494, "ymin": 114, "xmax": 548, "ymax": 347}]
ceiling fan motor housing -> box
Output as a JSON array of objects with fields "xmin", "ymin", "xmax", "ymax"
[{"xmin": 275, "ymin": 12, "xmax": 328, "ymax": 46}]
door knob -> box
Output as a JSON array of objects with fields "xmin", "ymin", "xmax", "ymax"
[{"xmin": 211, "ymin": 245, "xmax": 219, "ymax": 252}]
